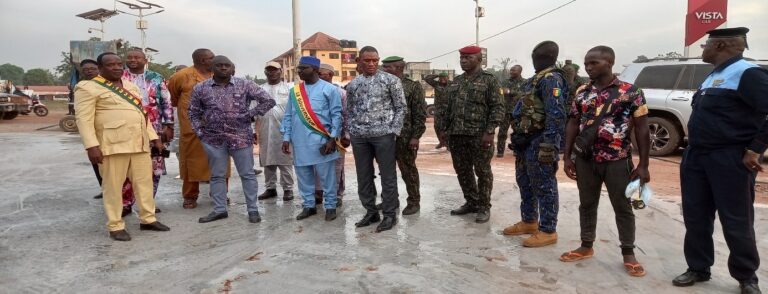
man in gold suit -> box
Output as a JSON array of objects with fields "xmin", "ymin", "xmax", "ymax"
[{"xmin": 75, "ymin": 52, "xmax": 171, "ymax": 241}]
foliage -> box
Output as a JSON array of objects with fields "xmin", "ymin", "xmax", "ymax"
[
  {"xmin": 23, "ymin": 68, "xmax": 56, "ymax": 85},
  {"xmin": 0, "ymin": 63, "xmax": 25, "ymax": 84},
  {"xmin": 244, "ymin": 74, "xmax": 267, "ymax": 85},
  {"xmin": 633, "ymin": 52, "xmax": 683, "ymax": 63}
]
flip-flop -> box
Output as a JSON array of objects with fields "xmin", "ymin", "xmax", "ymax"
[
  {"xmin": 624, "ymin": 262, "xmax": 646, "ymax": 277},
  {"xmin": 559, "ymin": 250, "xmax": 594, "ymax": 262}
]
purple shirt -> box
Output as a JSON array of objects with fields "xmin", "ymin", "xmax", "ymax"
[{"xmin": 189, "ymin": 77, "xmax": 275, "ymax": 150}]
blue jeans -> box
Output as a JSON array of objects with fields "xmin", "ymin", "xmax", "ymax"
[
  {"xmin": 202, "ymin": 142, "xmax": 259, "ymax": 214},
  {"xmin": 295, "ymin": 160, "xmax": 337, "ymax": 209}
]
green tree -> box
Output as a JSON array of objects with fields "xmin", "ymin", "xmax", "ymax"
[
  {"xmin": 148, "ymin": 61, "xmax": 175, "ymax": 79},
  {"xmin": 23, "ymin": 68, "xmax": 56, "ymax": 85},
  {"xmin": 0, "ymin": 63, "xmax": 25, "ymax": 84},
  {"xmin": 54, "ymin": 51, "xmax": 74, "ymax": 85}
]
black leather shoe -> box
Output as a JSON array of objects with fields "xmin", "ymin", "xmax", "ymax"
[
  {"xmin": 254, "ymin": 169, "xmax": 263, "ymax": 175},
  {"xmin": 258, "ymin": 189, "xmax": 277, "ymax": 200},
  {"xmin": 475, "ymin": 209, "xmax": 490, "ymax": 223},
  {"xmin": 109, "ymin": 229, "xmax": 131, "ymax": 241},
  {"xmin": 282, "ymin": 190, "xmax": 294, "ymax": 201},
  {"xmin": 296, "ymin": 207, "xmax": 317, "ymax": 220},
  {"xmin": 375, "ymin": 216, "xmax": 397, "ymax": 232},
  {"xmin": 325, "ymin": 209, "xmax": 337, "ymax": 221},
  {"xmin": 672, "ymin": 270, "xmax": 711, "ymax": 287},
  {"xmin": 93, "ymin": 193, "xmax": 103, "ymax": 199},
  {"xmin": 355, "ymin": 213, "xmax": 381, "ymax": 227},
  {"xmin": 140, "ymin": 221, "xmax": 170, "ymax": 231},
  {"xmin": 248, "ymin": 212, "xmax": 261, "ymax": 223},
  {"xmin": 450, "ymin": 204, "xmax": 478, "ymax": 215},
  {"xmin": 199, "ymin": 212, "xmax": 228, "ymax": 223},
  {"xmin": 336, "ymin": 198, "xmax": 343, "ymax": 208},
  {"xmin": 741, "ymin": 283, "xmax": 762, "ymax": 294},
  {"xmin": 122, "ymin": 206, "xmax": 132, "ymax": 217},
  {"xmin": 155, "ymin": 208, "xmax": 161, "ymax": 213},
  {"xmin": 402, "ymin": 204, "xmax": 420, "ymax": 215}
]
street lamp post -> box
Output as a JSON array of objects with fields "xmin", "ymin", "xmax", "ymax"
[
  {"xmin": 76, "ymin": 8, "xmax": 119, "ymax": 41},
  {"xmin": 474, "ymin": 0, "xmax": 484, "ymax": 46},
  {"xmin": 116, "ymin": 1, "xmax": 164, "ymax": 53}
]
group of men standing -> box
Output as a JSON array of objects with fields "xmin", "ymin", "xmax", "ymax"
[{"xmin": 73, "ymin": 26, "xmax": 764, "ymax": 293}]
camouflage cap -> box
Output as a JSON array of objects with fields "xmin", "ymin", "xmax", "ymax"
[{"xmin": 382, "ymin": 56, "xmax": 404, "ymax": 63}]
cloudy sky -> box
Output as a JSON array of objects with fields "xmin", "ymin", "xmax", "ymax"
[{"xmin": 2, "ymin": 0, "xmax": 766, "ymax": 78}]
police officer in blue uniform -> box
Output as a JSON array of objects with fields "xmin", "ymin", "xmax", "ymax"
[{"xmin": 673, "ymin": 27, "xmax": 767, "ymax": 294}]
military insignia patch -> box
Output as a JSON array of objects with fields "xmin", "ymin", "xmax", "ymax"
[
  {"xmin": 552, "ymin": 88, "xmax": 561, "ymax": 97},
  {"xmin": 712, "ymin": 79, "xmax": 724, "ymax": 87}
]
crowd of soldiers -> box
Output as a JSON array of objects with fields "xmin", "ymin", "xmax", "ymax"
[{"xmin": 74, "ymin": 26, "xmax": 765, "ymax": 293}]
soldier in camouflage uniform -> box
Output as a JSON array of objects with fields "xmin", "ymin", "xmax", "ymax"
[
  {"xmin": 497, "ymin": 64, "xmax": 526, "ymax": 158},
  {"xmin": 383, "ymin": 56, "xmax": 427, "ymax": 215},
  {"xmin": 437, "ymin": 45, "xmax": 504, "ymax": 223},
  {"xmin": 503, "ymin": 41, "xmax": 568, "ymax": 248},
  {"xmin": 563, "ymin": 61, "xmax": 586, "ymax": 116},
  {"xmin": 424, "ymin": 72, "xmax": 451, "ymax": 149}
]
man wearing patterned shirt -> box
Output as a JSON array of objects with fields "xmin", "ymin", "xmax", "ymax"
[
  {"xmin": 346, "ymin": 46, "xmax": 406, "ymax": 232},
  {"xmin": 561, "ymin": 46, "xmax": 650, "ymax": 278},
  {"xmin": 189, "ymin": 56, "xmax": 276, "ymax": 224},
  {"xmin": 314, "ymin": 63, "xmax": 350, "ymax": 208},
  {"xmin": 120, "ymin": 48, "xmax": 174, "ymax": 215},
  {"xmin": 382, "ymin": 56, "xmax": 427, "ymax": 215}
]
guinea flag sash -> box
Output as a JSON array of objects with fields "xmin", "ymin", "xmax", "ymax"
[
  {"xmin": 91, "ymin": 75, "xmax": 148, "ymax": 119},
  {"xmin": 290, "ymin": 82, "xmax": 345, "ymax": 152}
]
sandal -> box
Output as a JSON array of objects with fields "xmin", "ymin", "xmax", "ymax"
[
  {"xmin": 624, "ymin": 262, "xmax": 646, "ymax": 277},
  {"xmin": 559, "ymin": 250, "xmax": 594, "ymax": 262},
  {"xmin": 183, "ymin": 199, "xmax": 198, "ymax": 209}
]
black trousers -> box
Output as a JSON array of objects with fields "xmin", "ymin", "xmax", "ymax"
[
  {"xmin": 352, "ymin": 134, "xmax": 399, "ymax": 217},
  {"xmin": 575, "ymin": 156, "xmax": 635, "ymax": 249},
  {"xmin": 681, "ymin": 147, "xmax": 759, "ymax": 283}
]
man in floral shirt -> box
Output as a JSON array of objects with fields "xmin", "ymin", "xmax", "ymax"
[
  {"xmin": 120, "ymin": 48, "xmax": 174, "ymax": 215},
  {"xmin": 561, "ymin": 46, "xmax": 651, "ymax": 278},
  {"xmin": 346, "ymin": 46, "xmax": 406, "ymax": 233},
  {"xmin": 189, "ymin": 55, "xmax": 275, "ymax": 224}
]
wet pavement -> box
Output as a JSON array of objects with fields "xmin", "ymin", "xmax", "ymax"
[{"xmin": 0, "ymin": 131, "xmax": 766, "ymax": 293}]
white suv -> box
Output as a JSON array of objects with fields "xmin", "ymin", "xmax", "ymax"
[{"xmin": 619, "ymin": 58, "xmax": 768, "ymax": 156}]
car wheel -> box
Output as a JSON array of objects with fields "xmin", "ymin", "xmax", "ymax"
[
  {"xmin": 426, "ymin": 105, "xmax": 436, "ymax": 118},
  {"xmin": 60, "ymin": 115, "xmax": 78, "ymax": 132},
  {"xmin": 647, "ymin": 117, "xmax": 681, "ymax": 156},
  {"xmin": 1, "ymin": 111, "xmax": 19, "ymax": 120}
]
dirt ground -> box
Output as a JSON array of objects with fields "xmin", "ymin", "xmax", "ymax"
[{"xmin": 2, "ymin": 106, "xmax": 766, "ymax": 204}]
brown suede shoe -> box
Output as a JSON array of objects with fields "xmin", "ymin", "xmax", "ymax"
[
  {"xmin": 183, "ymin": 199, "xmax": 198, "ymax": 209},
  {"xmin": 502, "ymin": 221, "xmax": 539, "ymax": 235},
  {"xmin": 109, "ymin": 229, "xmax": 131, "ymax": 241},
  {"xmin": 523, "ymin": 231, "xmax": 558, "ymax": 247}
]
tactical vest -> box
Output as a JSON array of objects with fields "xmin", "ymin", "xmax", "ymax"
[{"xmin": 513, "ymin": 67, "xmax": 565, "ymax": 134}]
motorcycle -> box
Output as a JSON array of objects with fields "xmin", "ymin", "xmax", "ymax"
[{"xmin": 30, "ymin": 97, "xmax": 48, "ymax": 117}]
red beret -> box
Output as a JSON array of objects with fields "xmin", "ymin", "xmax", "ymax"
[{"xmin": 459, "ymin": 45, "xmax": 482, "ymax": 54}]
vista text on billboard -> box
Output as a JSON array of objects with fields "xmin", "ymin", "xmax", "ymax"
[{"xmin": 695, "ymin": 11, "xmax": 725, "ymax": 23}]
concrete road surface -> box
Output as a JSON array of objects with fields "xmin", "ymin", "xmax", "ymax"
[{"xmin": 0, "ymin": 132, "xmax": 765, "ymax": 293}]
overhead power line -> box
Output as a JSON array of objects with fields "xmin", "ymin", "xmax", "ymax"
[{"xmin": 420, "ymin": 0, "xmax": 577, "ymax": 62}]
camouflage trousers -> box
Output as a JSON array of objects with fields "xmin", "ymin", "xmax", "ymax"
[
  {"xmin": 396, "ymin": 136, "xmax": 421, "ymax": 205},
  {"xmin": 514, "ymin": 135, "xmax": 560, "ymax": 233},
  {"xmin": 496, "ymin": 113, "xmax": 512, "ymax": 155},
  {"xmin": 449, "ymin": 135, "xmax": 494, "ymax": 209}
]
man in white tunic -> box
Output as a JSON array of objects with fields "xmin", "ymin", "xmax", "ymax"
[{"xmin": 255, "ymin": 61, "xmax": 295, "ymax": 201}]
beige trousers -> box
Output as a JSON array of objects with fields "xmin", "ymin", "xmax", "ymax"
[{"xmin": 100, "ymin": 152, "xmax": 157, "ymax": 231}]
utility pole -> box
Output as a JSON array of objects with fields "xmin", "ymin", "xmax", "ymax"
[
  {"xmin": 76, "ymin": 8, "xmax": 118, "ymax": 41},
  {"xmin": 116, "ymin": 1, "xmax": 164, "ymax": 53},
  {"xmin": 474, "ymin": 0, "xmax": 484, "ymax": 46},
  {"xmin": 292, "ymin": 0, "xmax": 302, "ymax": 82}
]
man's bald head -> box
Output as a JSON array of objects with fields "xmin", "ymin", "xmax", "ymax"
[{"xmin": 192, "ymin": 48, "xmax": 214, "ymax": 67}]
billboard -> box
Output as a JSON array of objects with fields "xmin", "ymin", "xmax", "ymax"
[{"xmin": 685, "ymin": 0, "xmax": 727, "ymax": 47}]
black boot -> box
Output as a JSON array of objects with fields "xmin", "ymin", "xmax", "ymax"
[
  {"xmin": 672, "ymin": 270, "xmax": 711, "ymax": 287},
  {"xmin": 325, "ymin": 209, "xmax": 337, "ymax": 221},
  {"xmin": 355, "ymin": 213, "xmax": 381, "ymax": 227},
  {"xmin": 375, "ymin": 216, "xmax": 397, "ymax": 232},
  {"xmin": 450, "ymin": 203, "xmax": 478, "ymax": 215},
  {"xmin": 282, "ymin": 190, "xmax": 294, "ymax": 201},
  {"xmin": 258, "ymin": 189, "xmax": 277, "ymax": 200},
  {"xmin": 296, "ymin": 207, "xmax": 317, "ymax": 220}
]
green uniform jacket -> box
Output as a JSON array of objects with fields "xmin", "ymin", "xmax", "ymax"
[
  {"xmin": 399, "ymin": 77, "xmax": 427, "ymax": 139},
  {"xmin": 439, "ymin": 70, "xmax": 504, "ymax": 136}
]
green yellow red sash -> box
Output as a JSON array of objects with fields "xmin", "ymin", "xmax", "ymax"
[
  {"xmin": 92, "ymin": 75, "xmax": 148, "ymax": 118},
  {"xmin": 290, "ymin": 83, "xmax": 345, "ymax": 152}
]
